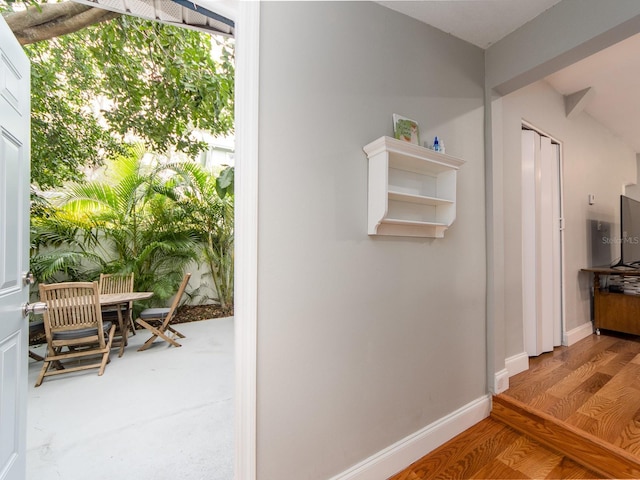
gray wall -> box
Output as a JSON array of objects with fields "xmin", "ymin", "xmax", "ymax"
[
  {"xmin": 500, "ymin": 80, "xmax": 636, "ymax": 356},
  {"xmin": 257, "ymin": 2, "xmax": 485, "ymax": 479}
]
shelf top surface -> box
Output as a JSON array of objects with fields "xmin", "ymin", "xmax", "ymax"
[{"xmin": 363, "ymin": 136, "xmax": 465, "ymax": 170}]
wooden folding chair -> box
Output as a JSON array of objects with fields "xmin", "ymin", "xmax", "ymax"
[
  {"xmin": 136, "ymin": 273, "xmax": 191, "ymax": 351},
  {"xmin": 99, "ymin": 272, "xmax": 135, "ymax": 357},
  {"xmin": 35, "ymin": 281, "xmax": 116, "ymax": 387}
]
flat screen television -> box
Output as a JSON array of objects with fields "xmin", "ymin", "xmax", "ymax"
[{"xmin": 619, "ymin": 195, "xmax": 640, "ymax": 266}]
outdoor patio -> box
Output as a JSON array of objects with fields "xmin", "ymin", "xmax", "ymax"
[{"xmin": 26, "ymin": 316, "xmax": 234, "ymax": 480}]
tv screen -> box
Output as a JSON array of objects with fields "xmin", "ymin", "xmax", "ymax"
[{"xmin": 620, "ymin": 195, "xmax": 640, "ymax": 266}]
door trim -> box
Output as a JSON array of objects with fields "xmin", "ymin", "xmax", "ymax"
[{"xmin": 234, "ymin": 2, "xmax": 259, "ymax": 479}]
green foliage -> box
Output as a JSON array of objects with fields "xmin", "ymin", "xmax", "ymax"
[
  {"xmin": 215, "ymin": 165, "xmax": 234, "ymax": 199},
  {"xmin": 30, "ymin": 147, "xmax": 234, "ymax": 309},
  {"xmin": 27, "ymin": 39, "xmax": 124, "ymax": 189},
  {"xmin": 30, "ymin": 209, "xmax": 105, "ymax": 284},
  {"xmin": 31, "ymin": 146, "xmax": 198, "ymax": 303},
  {"xmin": 163, "ymin": 162, "xmax": 234, "ymax": 309},
  {"xmin": 23, "ymin": 14, "xmax": 234, "ymax": 189},
  {"xmin": 0, "ymin": 0, "xmax": 38, "ymax": 12}
]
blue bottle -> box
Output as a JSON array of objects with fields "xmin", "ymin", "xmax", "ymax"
[{"xmin": 433, "ymin": 136, "xmax": 440, "ymax": 152}]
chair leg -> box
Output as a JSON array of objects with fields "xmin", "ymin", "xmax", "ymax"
[
  {"xmin": 136, "ymin": 319, "xmax": 182, "ymax": 350},
  {"xmin": 99, "ymin": 324, "xmax": 116, "ymax": 376},
  {"xmin": 116, "ymin": 309, "xmax": 127, "ymax": 358},
  {"xmin": 34, "ymin": 360, "xmax": 50, "ymax": 387},
  {"xmin": 155, "ymin": 330, "xmax": 182, "ymax": 348},
  {"xmin": 138, "ymin": 333, "xmax": 158, "ymax": 351},
  {"xmin": 166, "ymin": 325, "xmax": 185, "ymax": 339},
  {"xmin": 128, "ymin": 310, "xmax": 136, "ymax": 335}
]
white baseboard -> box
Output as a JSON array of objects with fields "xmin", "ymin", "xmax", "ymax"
[
  {"xmin": 564, "ymin": 321, "xmax": 593, "ymax": 346},
  {"xmin": 328, "ymin": 395, "xmax": 491, "ymax": 480},
  {"xmin": 493, "ymin": 368, "xmax": 510, "ymax": 393},
  {"xmin": 494, "ymin": 353, "xmax": 530, "ymax": 394},
  {"xmin": 505, "ymin": 352, "xmax": 529, "ymax": 378}
]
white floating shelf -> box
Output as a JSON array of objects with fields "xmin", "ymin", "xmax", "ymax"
[{"xmin": 364, "ymin": 136, "xmax": 465, "ymax": 238}]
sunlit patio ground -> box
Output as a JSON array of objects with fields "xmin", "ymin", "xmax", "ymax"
[{"xmin": 26, "ymin": 317, "xmax": 234, "ymax": 480}]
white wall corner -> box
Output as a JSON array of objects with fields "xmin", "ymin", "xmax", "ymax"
[
  {"xmin": 505, "ymin": 352, "xmax": 529, "ymax": 378},
  {"xmin": 328, "ymin": 395, "xmax": 491, "ymax": 480},
  {"xmin": 493, "ymin": 368, "xmax": 510, "ymax": 394},
  {"xmin": 564, "ymin": 321, "xmax": 594, "ymax": 346}
]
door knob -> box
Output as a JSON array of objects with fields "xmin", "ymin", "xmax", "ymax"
[
  {"xmin": 22, "ymin": 302, "xmax": 47, "ymax": 317},
  {"xmin": 22, "ymin": 272, "xmax": 35, "ymax": 286}
]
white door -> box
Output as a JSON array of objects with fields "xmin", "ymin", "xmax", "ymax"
[
  {"xmin": 0, "ymin": 15, "xmax": 30, "ymax": 480},
  {"xmin": 522, "ymin": 129, "xmax": 563, "ymax": 356}
]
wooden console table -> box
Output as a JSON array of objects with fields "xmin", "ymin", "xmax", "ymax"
[{"xmin": 582, "ymin": 267, "xmax": 640, "ymax": 336}]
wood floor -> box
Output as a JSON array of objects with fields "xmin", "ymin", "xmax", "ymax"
[
  {"xmin": 390, "ymin": 331, "xmax": 640, "ymax": 479},
  {"xmin": 389, "ymin": 417, "xmax": 604, "ymax": 479}
]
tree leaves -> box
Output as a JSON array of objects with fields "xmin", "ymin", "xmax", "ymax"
[
  {"xmin": 216, "ymin": 165, "xmax": 234, "ymax": 199},
  {"xmin": 21, "ymin": 10, "xmax": 234, "ymax": 189}
]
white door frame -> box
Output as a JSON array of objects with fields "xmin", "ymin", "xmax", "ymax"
[
  {"xmin": 195, "ymin": 2, "xmax": 260, "ymax": 477},
  {"xmin": 230, "ymin": 2, "xmax": 259, "ymax": 479}
]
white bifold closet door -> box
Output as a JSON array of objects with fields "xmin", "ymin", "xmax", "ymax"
[{"xmin": 522, "ymin": 129, "xmax": 563, "ymax": 356}]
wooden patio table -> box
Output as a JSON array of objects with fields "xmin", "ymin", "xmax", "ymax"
[
  {"xmin": 32, "ymin": 291, "xmax": 154, "ymax": 360},
  {"xmin": 99, "ymin": 292, "xmax": 154, "ymax": 357}
]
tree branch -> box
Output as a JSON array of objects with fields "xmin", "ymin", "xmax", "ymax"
[{"xmin": 3, "ymin": 2, "xmax": 121, "ymax": 45}]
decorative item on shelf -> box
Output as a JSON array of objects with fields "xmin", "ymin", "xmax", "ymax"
[
  {"xmin": 392, "ymin": 113, "xmax": 420, "ymax": 145},
  {"xmin": 425, "ymin": 136, "xmax": 446, "ymax": 154}
]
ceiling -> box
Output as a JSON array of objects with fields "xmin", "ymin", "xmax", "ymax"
[
  {"xmin": 378, "ymin": 0, "xmax": 562, "ymax": 49},
  {"xmin": 379, "ymin": 0, "xmax": 640, "ymax": 154}
]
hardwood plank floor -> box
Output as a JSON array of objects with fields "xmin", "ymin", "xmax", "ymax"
[
  {"xmin": 391, "ymin": 331, "xmax": 640, "ymax": 479},
  {"xmin": 388, "ymin": 417, "xmax": 604, "ymax": 479},
  {"xmin": 492, "ymin": 395, "xmax": 640, "ymax": 478},
  {"xmin": 504, "ymin": 331, "xmax": 640, "ymax": 459}
]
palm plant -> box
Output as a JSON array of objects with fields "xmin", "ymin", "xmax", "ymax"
[
  {"xmin": 30, "ymin": 206, "xmax": 106, "ymax": 284},
  {"xmin": 163, "ymin": 162, "xmax": 234, "ymax": 310},
  {"xmin": 31, "ymin": 145, "xmax": 199, "ymax": 303}
]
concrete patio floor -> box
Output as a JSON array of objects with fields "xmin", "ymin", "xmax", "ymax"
[{"xmin": 27, "ymin": 317, "xmax": 234, "ymax": 480}]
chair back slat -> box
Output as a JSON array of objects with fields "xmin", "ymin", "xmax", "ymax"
[
  {"xmin": 99, "ymin": 273, "xmax": 134, "ymax": 294},
  {"xmin": 39, "ymin": 282, "xmax": 104, "ymax": 341}
]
